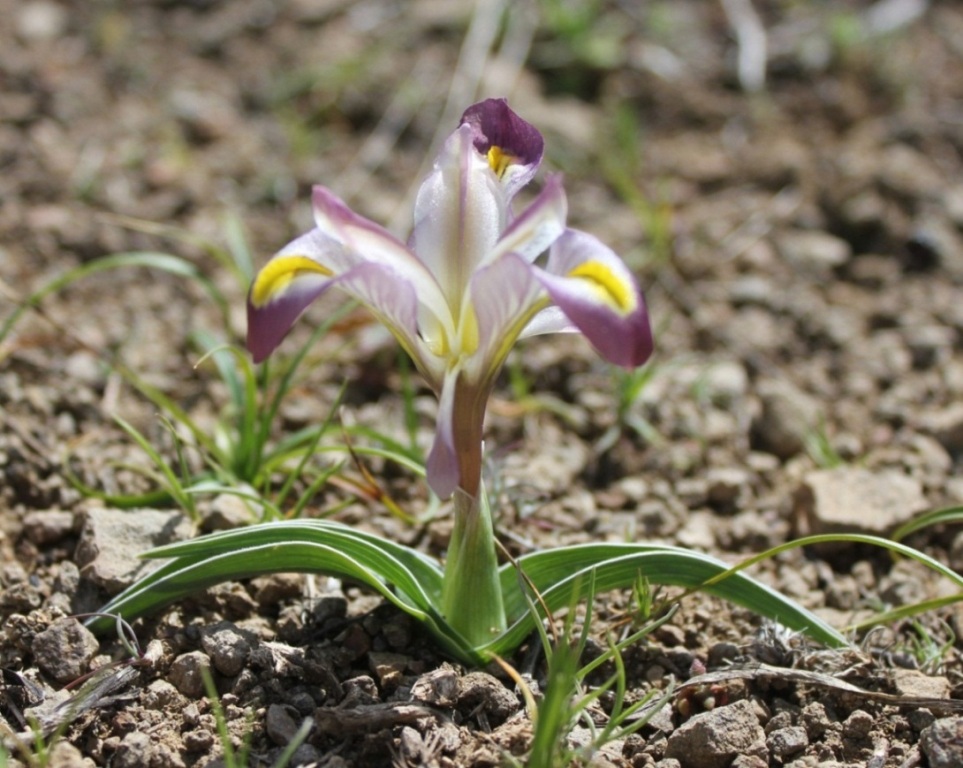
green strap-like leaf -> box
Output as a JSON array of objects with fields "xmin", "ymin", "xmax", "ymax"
[
  {"xmin": 88, "ymin": 523, "xmax": 479, "ymax": 662},
  {"xmin": 86, "ymin": 521, "xmax": 480, "ymax": 657},
  {"xmin": 485, "ymin": 544, "xmax": 848, "ymax": 658},
  {"xmin": 146, "ymin": 521, "xmax": 443, "ymax": 595}
]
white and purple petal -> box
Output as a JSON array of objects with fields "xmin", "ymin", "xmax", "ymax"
[
  {"xmin": 425, "ymin": 369, "xmax": 460, "ymax": 500},
  {"xmin": 313, "ymin": 186, "xmax": 453, "ymax": 336},
  {"xmin": 536, "ymin": 229, "xmax": 653, "ymax": 368},
  {"xmin": 486, "ymin": 174, "xmax": 567, "ymax": 266},
  {"xmin": 247, "ymin": 247, "xmax": 426, "ymax": 371},
  {"xmin": 334, "ymin": 262, "xmax": 434, "ymax": 378},
  {"xmin": 464, "ymin": 253, "xmax": 546, "ymax": 382},
  {"xmin": 459, "ymin": 98, "xmax": 544, "ymax": 199},
  {"xmin": 247, "ymin": 229, "xmax": 344, "ymax": 363},
  {"xmin": 518, "ymin": 306, "xmax": 577, "ymax": 339}
]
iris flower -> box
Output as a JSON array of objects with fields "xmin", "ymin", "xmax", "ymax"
[
  {"xmin": 248, "ymin": 98, "xmax": 653, "ymax": 503},
  {"xmin": 86, "ymin": 101, "xmax": 849, "ymax": 662}
]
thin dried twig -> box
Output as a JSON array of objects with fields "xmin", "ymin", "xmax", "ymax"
[
  {"xmin": 720, "ymin": 0, "xmax": 768, "ymax": 92},
  {"xmin": 642, "ymin": 662, "xmax": 963, "ymax": 722},
  {"xmin": 314, "ymin": 702, "xmax": 442, "ymax": 735}
]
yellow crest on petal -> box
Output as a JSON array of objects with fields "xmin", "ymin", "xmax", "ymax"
[
  {"xmin": 487, "ymin": 146, "xmax": 518, "ymax": 179},
  {"xmin": 250, "ymin": 256, "xmax": 333, "ymax": 307},
  {"xmin": 568, "ymin": 260, "xmax": 636, "ymax": 314}
]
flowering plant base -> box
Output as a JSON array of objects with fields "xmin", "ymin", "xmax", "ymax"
[{"xmin": 92, "ymin": 518, "xmax": 848, "ymax": 666}]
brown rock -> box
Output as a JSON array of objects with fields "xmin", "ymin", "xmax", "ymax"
[
  {"xmin": 892, "ymin": 669, "xmax": 951, "ymax": 700},
  {"xmin": 793, "ymin": 467, "xmax": 928, "ymax": 537},
  {"xmin": 32, "ymin": 618, "xmax": 100, "ymax": 684},
  {"xmin": 752, "ymin": 378, "xmax": 821, "ymax": 460},
  {"xmin": 921, "ymin": 716, "xmax": 963, "ymax": 768},
  {"xmin": 74, "ymin": 507, "xmax": 193, "ymax": 593},
  {"xmin": 665, "ymin": 699, "xmax": 767, "ymax": 768}
]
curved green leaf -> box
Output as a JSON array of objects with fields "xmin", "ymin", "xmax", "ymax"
[
  {"xmin": 86, "ymin": 521, "xmax": 469, "ymax": 651},
  {"xmin": 485, "ymin": 544, "xmax": 848, "ymax": 658},
  {"xmin": 145, "ymin": 520, "xmax": 444, "ymax": 600},
  {"xmin": 846, "ymin": 593, "xmax": 963, "ymax": 633},
  {"xmin": 88, "ymin": 521, "xmax": 476, "ymax": 661}
]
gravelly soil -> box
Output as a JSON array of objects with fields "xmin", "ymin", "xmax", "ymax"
[{"xmin": 3, "ymin": 2, "xmax": 963, "ymax": 766}]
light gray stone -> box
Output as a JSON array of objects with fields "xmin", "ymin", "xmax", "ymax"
[
  {"xmin": 32, "ymin": 618, "xmax": 99, "ymax": 684},
  {"xmin": 752, "ymin": 378, "xmax": 822, "ymax": 459},
  {"xmin": 793, "ymin": 467, "xmax": 928, "ymax": 537},
  {"xmin": 921, "ymin": 716, "xmax": 963, "ymax": 768},
  {"xmin": 22, "ymin": 510, "xmax": 76, "ymax": 545},
  {"xmin": 200, "ymin": 622, "xmax": 252, "ymax": 677},
  {"xmin": 111, "ymin": 730, "xmax": 186, "ymax": 768},
  {"xmin": 664, "ymin": 699, "xmax": 767, "ymax": 768},
  {"xmin": 46, "ymin": 741, "xmax": 96, "ymax": 768},
  {"xmin": 766, "ymin": 725, "xmax": 808, "ymax": 758},
  {"xmin": 918, "ymin": 403, "xmax": 963, "ymax": 453},
  {"xmin": 200, "ymin": 492, "xmax": 257, "ymax": 532},
  {"xmin": 16, "ymin": 1, "xmax": 68, "ymax": 42},
  {"xmin": 74, "ymin": 507, "xmax": 193, "ymax": 593},
  {"xmin": 702, "ymin": 360, "xmax": 749, "ymax": 406},
  {"xmin": 169, "ymin": 650, "xmax": 211, "ymax": 698},
  {"xmin": 892, "ymin": 669, "xmax": 951, "ymax": 700},
  {"xmin": 777, "ymin": 229, "xmax": 851, "ymax": 270},
  {"xmin": 410, "ymin": 665, "xmax": 458, "ymax": 707}
]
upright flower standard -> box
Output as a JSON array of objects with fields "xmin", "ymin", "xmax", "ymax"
[{"xmin": 247, "ymin": 99, "xmax": 653, "ymax": 646}]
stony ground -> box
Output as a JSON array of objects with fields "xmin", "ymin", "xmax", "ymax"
[{"xmin": 3, "ymin": 1, "xmax": 963, "ymax": 766}]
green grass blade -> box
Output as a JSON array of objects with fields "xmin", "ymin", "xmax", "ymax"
[
  {"xmin": 111, "ymin": 414, "xmax": 194, "ymax": 515},
  {"xmin": 699, "ymin": 533, "xmax": 963, "ymax": 592},
  {"xmin": 138, "ymin": 521, "xmax": 442, "ymax": 604},
  {"xmin": 256, "ymin": 302, "xmax": 357, "ymax": 460},
  {"xmin": 261, "ymin": 425, "xmax": 331, "ymax": 468},
  {"xmin": 63, "ymin": 456, "xmax": 176, "ymax": 508},
  {"xmin": 95, "ymin": 540, "xmax": 422, "ymax": 633},
  {"xmin": 116, "ymin": 364, "xmax": 224, "ymax": 463},
  {"xmin": 288, "ymin": 461, "xmax": 345, "ymax": 518},
  {"xmin": 846, "ymin": 593, "xmax": 963, "ymax": 634},
  {"xmin": 222, "ymin": 210, "xmax": 255, "ymax": 285},
  {"xmin": 344, "ymin": 424, "xmax": 425, "ymax": 465},
  {"xmin": 316, "ymin": 444, "xmax": 427, "ymax": 477},
  {"xmin": 891, "ymin": 505, "xmax": 963, "ymax": 542},
  {"xmin": 0, "ymin": 252, "xmax": 228, "ymax": 344},
  {"xmin": 192, "ymin": 332, "xmax": 245, "ymax": 417},
  {"xmin": 397, "ymin": 350, "xmax": 421, "ymax": 454},
  {"xmin": 182, "ymin": 481, "xmax": 280, "ymax": 519},
  {"xmin": 273, "ymin": 382, "xmax": 346, "ymax": 509}
]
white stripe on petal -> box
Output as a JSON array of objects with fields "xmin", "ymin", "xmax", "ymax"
[
  {"xmin": 410, "ymin": 124, "xmax": 506, "ymax": 315},
  {"xmin": 519, "ymin": 306, "xmax": 577, "ymax": 339}
]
